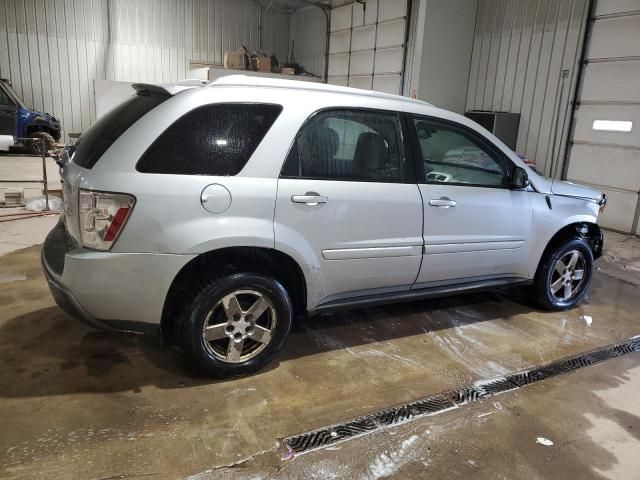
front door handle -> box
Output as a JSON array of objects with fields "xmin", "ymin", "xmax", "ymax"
[
  {"xmin": 291, "ymin": 192, "xmax": 328, "ymax": 206},
  {"xmin": 429, "ymin": 197, "xmax": 457, "ymax": 208}
]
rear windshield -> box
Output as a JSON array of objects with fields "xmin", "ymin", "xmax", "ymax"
[
  {"xmin": 72, "ymin": 92, "xmax": 167, "ymax": 169},
  {"xmin": 136, "ymin": 103, "xmax": 282, "ymax": 176}
]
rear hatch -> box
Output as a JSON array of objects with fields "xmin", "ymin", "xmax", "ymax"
[{"xmin": 59, "ymin": 84, "xmax": 175, "ymax": 244}]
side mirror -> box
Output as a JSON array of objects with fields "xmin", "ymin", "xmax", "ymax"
[{"xmin": 511, "ymin": 166, "xmax": 530, "ymax": 190}]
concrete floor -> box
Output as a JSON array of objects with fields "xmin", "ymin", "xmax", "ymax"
[
  {"xmin": 0, "ymin": 154, "xmax": 61, "ymax": 195},
  {"xmin": 0, "ymin": 220, "xmax": 639, "ymax": 479}
]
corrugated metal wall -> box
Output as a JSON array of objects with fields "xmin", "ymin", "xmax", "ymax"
[
  {"xmin": 0, "ymin": 0, "xmax": 291, "ymax": 138},
  {"xmin": 466, "ymin": 0, "xmax": 589, "ymax": 176},
  {"xmin": 290, "ymin": 6, "xmax": 327, "ymax": 78}
]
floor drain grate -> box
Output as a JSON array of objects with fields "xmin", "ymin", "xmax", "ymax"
[{"xmin": 284, "ymin": 336, "xmax": 640, "ymax": 455}]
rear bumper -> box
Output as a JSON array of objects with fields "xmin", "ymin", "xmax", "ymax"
[
  {"xmin": 42, "ymin": 251, "xmax": 116, "ymax": 332},
  {"xmin": 41, "ymin": 220, "xmax": 195, "ymax": 334}
]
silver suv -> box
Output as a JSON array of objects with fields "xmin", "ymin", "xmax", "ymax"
[{"xmin": 43, "ymin": 76, "xmax": 606, "ymax": 377}]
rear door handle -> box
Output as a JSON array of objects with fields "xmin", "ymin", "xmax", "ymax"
[
  {"xmin": 429, "ymin": 197, "xmax": 456, "ymax": 208},
  {"xmin": 291, "ymin": 192, "xmax": 328, "ymax": 206}
]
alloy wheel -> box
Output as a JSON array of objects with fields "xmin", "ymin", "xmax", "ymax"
[
  {"xmin": 550, "ymin": 250, "xmax": 586, "ymax": 302},
  {"xmin": 201, "ymin": 289, "xmax": 277, "ymax": 363}
]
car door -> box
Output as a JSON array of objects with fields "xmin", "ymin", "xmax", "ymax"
[
  {"xmin": 275, "ymin": 108, "xmax": 423, "ymax": 307},
  {"xmin": 408, "ymin": 115, "xmax": 533, "ymax": 286},
  {"xmin": 0, "ymin": 85, "xmax": 17, "ymax": 137}
]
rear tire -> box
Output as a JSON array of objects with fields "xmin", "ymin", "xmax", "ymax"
[
  {"xmin": 179, "ymin": 272, "xmax": 293, "ymax": 378},
  {"xmin": 28, "ymin": 132, "xmax": 55, "ymax": 155},
  {"xmin": 534, "ymin": 238, "xmax": 594, "ymax": 311}
]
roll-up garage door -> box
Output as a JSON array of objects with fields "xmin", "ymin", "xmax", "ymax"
[
  {"xmin": 328, "ymin": 0, "xmax": 408, "ymax": 95},
  {"xmin": 566, "ymin": 1, "xmax": 640, "ymax": 234}
]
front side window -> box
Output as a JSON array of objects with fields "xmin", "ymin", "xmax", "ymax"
[
  {"xmin": 137, "ymin": 103, "xmax": 282, "ymax": 176},
  {"xmin": 412, "ymin": 117, "xmax": 507, "ymax": 187},
  {"xmin": 282, "ymin": 109, "xmax": 409, "ymax": 182}
]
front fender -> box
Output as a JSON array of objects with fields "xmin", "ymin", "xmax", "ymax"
[{"xmin": 527, "ymin": 193, "xmax": 600, "ymax": 278}]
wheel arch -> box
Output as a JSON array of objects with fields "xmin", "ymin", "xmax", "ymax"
[
  {"xmin": 24, "ymin": 127, "xmax": 60, "ymax": 144},
  {"xmin": 534, "ymin": 221, "xmax": 603, "ymax": 279},
  {"xmin": 160, "ymin": 246, "xmax": 307, "ymax": 345}
]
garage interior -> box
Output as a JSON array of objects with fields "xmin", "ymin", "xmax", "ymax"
[{"xmin": 1, "ymin": 0, "xmax": 640, "ymax": 479}]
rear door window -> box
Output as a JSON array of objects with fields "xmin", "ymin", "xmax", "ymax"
[
  {"xmin": 72, "ymin": 92, "xmax": 168, "ymax": 169},
  {"xmin": 281, "ymin": 109, "xmax": 411, "ymax": 182},
  {"xmin": 136, "ymin": 103, "xmax": 282, "ymax": 176}
]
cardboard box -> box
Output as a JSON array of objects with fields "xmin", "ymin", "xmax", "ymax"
[
  {"xmin": 254, "ymin": 56, "xmax": 271, "ymax": 72},
  {"xmin": 224, "ymin": 49, "xmax": 248, "ymax": 70},
  {"xmin": 281, "ymin": 67, "xmax": 295, "ymax": 75}
]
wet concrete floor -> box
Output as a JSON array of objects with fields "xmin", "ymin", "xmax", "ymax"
[{"xmin": 0, "ymin": 244, "xmax": 639, "ymax": 479}]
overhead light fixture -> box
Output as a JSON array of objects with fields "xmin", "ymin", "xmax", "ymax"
[{"xmin": 592, "ymin": 120, "xmax": 633, "ymax": 132}]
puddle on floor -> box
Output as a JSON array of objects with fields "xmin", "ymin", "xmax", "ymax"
[{"xmin": 0, "ymin": 272, "xmax": 27, "ymax": 284}]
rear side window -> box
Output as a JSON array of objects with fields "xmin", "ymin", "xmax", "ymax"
[
  {"xmin": 281, "ymin": 109, "xmax": 411, "ymax": 182},
  {"xmin": 136, "ymin": 103, "xmax": 282, "ymax": 176},
  {"xmin": 73, "ymin": 92, "xmax": 167, "ymax": 169}
]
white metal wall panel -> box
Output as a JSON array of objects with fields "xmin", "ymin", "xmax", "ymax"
[
  {"xmin": 372, "ymin": 73, "xmax": 401, "ymax": 94},
  {"xmin": 568, "ymin": 144, "xmax": 640, "ymax": 193},
  {"xmin": 329, "ymin": 76, "xmax": 349, "ymax": 87},
  {"xmin": 0, "ymin": 0, "xmax": 111, "ymax": 136},
  {"xmin": 595, "ymin": 0, "xmax": 640, "ymax": 16},
  {"xmin": 330, "ymin": 4, "xmax": 353, "ymax": 32},
  {"xmin": 351, "ymin": 25, "xmax": 376, "ymax": 51},
  {"xmin": 290, "ymin": 6, "xmax": 327, "ymax": 78},
  {"xmin": 348, "ymin": 75, "xmax": 372, "ymax": 90},
  {"xmin": 349, "ymin": 51, "xmax": 374, "ymax": 75},
  {"xmin": 566, "ymin": 3, "xmax": 640, "ymax": 233},
  {"xmin": 376, "ymin": 19, "xmax": 405, "ymax": 47},
  {"xmin": 378, "ymin": 0, "xmax": 406, "ymax": 21},
  {"xmin": 329, "ymin": 30, "xmax": 350, "ymax": 54},
  {"xmin": 466, "ymin": 0, "xmax": 588, "ymax": 177},
  {"xmin": 581, "ymin": 61, "xmax": 640, "ymax": 103},
  {"xmin": 588, "ymin": 15, "xmax": 640, "ymax": 59},
  {"xmin": 0, "ymin": 0, "xmax": 291, "ymax": 139},
  {"xmin": 328, "ymin": 0, "xmax": 407, "ymax": 94},
  {"xmin": 328, "ymin": 53, "xmax": 350, "ymax": 76},
  {"xmin": 352, "ymin": 0, "xmax": 378, "ymax": 25},
  {"xmin": 572, "ymin": 104, "xmax": 640, "ymax": 149},
  {"xmin": 374, "ymin": 47, "xmax": 403, "ymax": 74}
]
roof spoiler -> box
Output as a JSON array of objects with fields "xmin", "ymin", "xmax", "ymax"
[
  {"xmin": 132, "ymin": 80, "xmax": 206, "ymax": 97},
  {"xmin": 132, "ymin": 83, "xmax": 173, "ymax": 97}
]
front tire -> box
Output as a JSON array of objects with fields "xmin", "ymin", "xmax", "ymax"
[
  {"xmin": 534, "ymin": 238, "xmax": 594, "ymax": 310},
  {"xmin": 179, "ymin": 272, "xmax": 293, "ymax": 378}
]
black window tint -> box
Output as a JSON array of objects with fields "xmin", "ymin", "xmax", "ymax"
[
  {"xmin": 73, "ymin": 92, "xmax": 167, "ymax": 169},
  {"xmin": 137, "ymin": 103, "xmax": 282, "ymax": 176},
  {"xmin": 0, "ymin": 87, "xmax": 12, "ymax": 106},
  {"xmin": 282, "ymin": 109, "xmax": 408, "ymax": 182},
  {"xmin": 413, "ymin": 118, "xmax": 506, "ymax": 187}
]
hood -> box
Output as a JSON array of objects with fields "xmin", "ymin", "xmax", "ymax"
[
  {"xmin": 20, "ymin": 107, "xmax": 60, "ymax": 126},
  {"xmin": 550, "ymin": 179, "xmax": 602, "ymax": 201}
]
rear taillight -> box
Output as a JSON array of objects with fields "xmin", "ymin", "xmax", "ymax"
[{"xmin": 79, "ymin": 190, "xmax": 135, "ymax": 251}]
